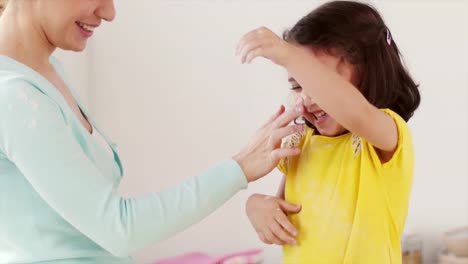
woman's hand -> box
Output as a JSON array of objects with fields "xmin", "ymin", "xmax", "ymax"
[
  {"xmin": 236, "ymin": 26, "xmax": 298, "ymax": 66},
  {"xmin": 246, "ymin": 194, "xmax": 301, "ymax": 245},
  {"xmin": 233, "ymin": 102, "xmax": 303, "ymax": 183}
]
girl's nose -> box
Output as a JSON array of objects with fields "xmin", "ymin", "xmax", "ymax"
[{"xmin": 302, "ymin": 93, "xmax": 314, "ymax": 106}]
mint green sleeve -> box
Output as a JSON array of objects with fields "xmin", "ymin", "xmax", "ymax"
[{"xmin": 0, "ymin": 82, "xmax": 248, "ymax": 257}]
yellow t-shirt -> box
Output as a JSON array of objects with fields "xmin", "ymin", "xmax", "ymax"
[{"xmin": 278, "ymin": 109, "xmax": 414, "ymax": 264}]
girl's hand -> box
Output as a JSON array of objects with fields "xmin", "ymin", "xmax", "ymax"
[
  {"xmin": 236, "ymin": 26, "xmax": 297, "ymax": 66},
  {"xmin": 246, "ymin": 194, "xmax": 301, "ymax": 245}
]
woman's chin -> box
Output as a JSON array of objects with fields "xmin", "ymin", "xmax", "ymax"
[{"xmin": 59, "ymin": 41, "xmax": 87, "ymax": 52}]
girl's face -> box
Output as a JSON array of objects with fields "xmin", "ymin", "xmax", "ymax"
[
  {"xmin": 27, "ymin": 0, "xmax": 116, "ymax": 51},
  {"xmin": 289, "ymin": 48, "xmax": 357, "ymax": 137}
]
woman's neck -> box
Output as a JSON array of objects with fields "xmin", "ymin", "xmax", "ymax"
[{"xmin": 0, "ymin": 4, "xmax": 56, "ymax": 71}]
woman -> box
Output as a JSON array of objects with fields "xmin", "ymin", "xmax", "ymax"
[{"xmin": 0, "ymin": 0, "xmax": 304, "ymax": 263}]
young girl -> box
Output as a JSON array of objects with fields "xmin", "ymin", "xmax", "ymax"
[{"xmin": 239, "ymin": 1, "xmax": 420, "ymax": 263}]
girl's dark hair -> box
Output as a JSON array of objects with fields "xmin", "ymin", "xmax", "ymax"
[
  {"xmin": 0, "ymin": 0, "xmax": 7, "ymax": 16},
  {"xmin": 283, "ymin": 0, "xmax": 420, "ymax": 121}
]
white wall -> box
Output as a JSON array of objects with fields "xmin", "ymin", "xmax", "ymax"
[
  {"xmin": 395, "ymin": 1, "xmax": 468, "ymax": 261},
  {"xmin": 72, "ymin": 1, "xmax": 468, "ymax": 263}
]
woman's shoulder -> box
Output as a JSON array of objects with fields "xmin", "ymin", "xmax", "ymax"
[
  {"xmin": 0, "ymin": 54, "xmax": 63, "ymax": 79},
  {"xmin": 0, "ymin": 73, "xmax": 62, "ymax": 123},
  {"xmin": 0, "ymin": 70, "xmax": 41, "ymax": 103},
  {"xmin": 0, "ymin": 55, "xmax": 38, "ymax": 85},
  {"xmin": 0, "ymin": 55, "xmax": 65, "ymax": 107}
]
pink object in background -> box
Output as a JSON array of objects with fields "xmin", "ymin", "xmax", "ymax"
[
  {"xmin": 153, "ymin": 248, "xmax": 263, "ymax": 264},
  {"xmin": 154, "ymin": 252, "xmax": 213, "ymax": 264}
]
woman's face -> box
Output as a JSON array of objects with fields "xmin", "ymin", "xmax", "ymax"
[{"xmin": 31, "ymin": 0, "xmax": 115, "ymax": 51}]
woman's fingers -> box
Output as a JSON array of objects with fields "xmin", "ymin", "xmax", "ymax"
[
  {"xmin": 272, "ymin": 105, "xmax": 303, "ymax": 129},
  {"xmin": 232, "ymin": 97, "xmax": 304, "ymax": 182},
  {"xmin": 270, "ymin": 125, "xmax": 304, "ymax": 145},
  {"xmin": 264, "ymin": 105, "xmax": 285, "ymax": 127},
  {"xmin": 270, "ymin": 147, "xmax": 301, "ymax": 162}
]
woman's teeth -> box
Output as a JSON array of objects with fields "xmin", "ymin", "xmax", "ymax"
[{"xmin": 77, "ymin": 22, "xmax": 95, "ymax": 32}]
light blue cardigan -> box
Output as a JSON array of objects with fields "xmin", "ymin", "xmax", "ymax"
[{"xmin": 0, "ymin": 55, "xmax": 247, "ymax": 264}]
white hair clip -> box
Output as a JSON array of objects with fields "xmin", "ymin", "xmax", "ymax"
[{"xmin": 386, "ymin": 28, "xmax": 392, "ymax": 45}]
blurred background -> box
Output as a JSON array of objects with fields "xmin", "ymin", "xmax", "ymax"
[{"xmin": 55, "ymin": 0, "xmax": 467, "ymax": 263}]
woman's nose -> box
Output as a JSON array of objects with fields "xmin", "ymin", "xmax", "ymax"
[{"xmin": 96, "ymin": 0, "xmax": 116, "ymax": 22}]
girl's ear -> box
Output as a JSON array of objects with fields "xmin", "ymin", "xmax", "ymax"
[{"xmin": 337, "ymin": 56, "xmax": 359, "ymax": 86}]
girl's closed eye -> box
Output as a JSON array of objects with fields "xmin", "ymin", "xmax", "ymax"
[
  {"xmin": 291, "ymin": 85, "xmax": 302, "ymax": 92},
  {"xmin": 288, "ymin": 77, "xmax": 302, "ymax": 92}
]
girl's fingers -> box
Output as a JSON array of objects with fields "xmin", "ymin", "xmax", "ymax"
[
  {"xmin": 239, "ymin": 37, "xmax": 263, "ymax": 63},
  {"xmin": 245, "ymin": 47, "xmax": 262, "ymax": 64},
  {"xmin": 269, "ymin": 218, "xmax": 296, "ymax": 245},
  {"xmin": 264, "ymin": 227, "xmax": 284, "ymax": 245},
  {"xmin": 236, "ymin": 28, "xmax": 262, "ymax": 55},
  {"xmin": 274, "ymin": 208, "xmax": 298, "ymax": 237}
]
